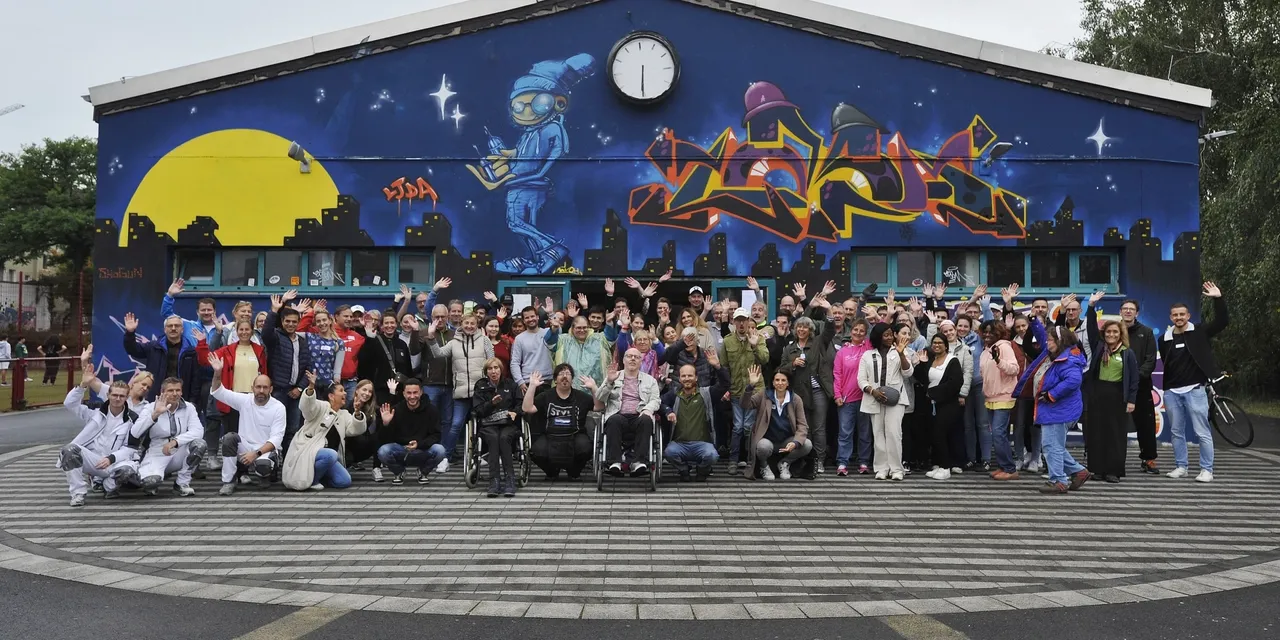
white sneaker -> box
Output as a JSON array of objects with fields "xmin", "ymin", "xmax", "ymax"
[
  {"xmin": 874, "ymin": 470, "xmax": 888, "ymax": 480},
  {"xmin": 479, "ymin": 458, "xmax": 489, "ymax": 467},
  {"xmin": 778, "ymin": 462, "xmax": 791, "ymax": 480},
  {"xmin": 925, "ymin": 467, "xmax": 940, "ymax": 479},
  {"xmin": 890, "ymin": 471, "xmax": 904, "ymax": 481},
  {"xmin": 219, "ymin": 483, "xmax": 236, "ymax": 496},
  {"xmin": 1195, "ymin": 470, "xmax": 1214, "ymax": 483},
  {"xmin": 759, "ymin": 465, "xmax": 776, "ymax": 480},
  {"xmin": 1167, "ymin": 467, "xmax": 1188, "ymax": 479},
  {"xmin": 814, "ymin": 461, "xmax": 825, "ymax": 475},
  {"xmin": 372, "ymin": 467, "xmax": 385, "ymax": 483},
  {"xmin": 205, "ymin": 456, "xmax": 220, "ymax": 471},
  {"xmin": 69, "ymin": 494, "xmax": 85, "ymax": 507},
  {"xmin": 950, "ymin": 467, "xmax": 963, "ymax": 474},
  {"xmin": 310, "ymin": 483, "xmax": 325, "ymax": 491},
  {"xmin": 932, "ymin": 468, "xmax": 952, "ymax": 480},
  {"xmin": 435, "ymin": 459, "xmax": 450, "ymax": 474},
  {"xmin": 1026, "ymin": 459, "xmax": 1042, "ymax": 473},
  {"xmin": 174, "ymin": 484, "xmax": 195, "ymax": 497}
]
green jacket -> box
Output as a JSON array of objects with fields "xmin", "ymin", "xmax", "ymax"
[{"xmin": 722, "ymin": 333, "xmax": 770, "ymax": 397}]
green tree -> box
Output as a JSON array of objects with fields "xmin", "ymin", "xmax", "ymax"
[
  {"xmin": 0, "ymin": 137, "xmax": 97, "ymax": 334},
  {"xmin": 1066, "ymin": 0, "xmax": 1280, "ymax": 395}
]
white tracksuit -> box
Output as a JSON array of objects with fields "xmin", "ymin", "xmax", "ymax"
[
  {"xmin": 210, "ymin": 386, "xmax": 286, "ymax": 483},
  {"xmin": 130, "ymin": 399, "xmax": 204, "ymax": 486},
  {"xmin": 59, "ymin": 387, "xmax": 138, "ymax": 498}
]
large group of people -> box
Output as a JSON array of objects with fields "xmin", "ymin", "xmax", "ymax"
[{"xmin": 57, "ymin": 273, "xmax": 1230, "ymax": 506}]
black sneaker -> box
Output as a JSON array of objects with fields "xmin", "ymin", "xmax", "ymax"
[
  {"xmin": 678, "ymin": 468, "xmax": 693, "ymax": 482},
  {"xmin": 1141, "ymin": 460, "xmax": 1160, "ymax": 474},
  {"xmin": 417, "ymin": 471, "xmax": 430, "ymax": 485},
  {"xmin": 486, "ymin": 477, "xmax": 500, "ymax": 497},
  {"xmin": 695, "ymin": 466, "xmax": 712, "ymax": 482},
  {"xmin": 391, "ymin": 473, "xmax": 404, "ymax": 485}
]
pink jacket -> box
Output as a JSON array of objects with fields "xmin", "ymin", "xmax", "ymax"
[
  {"xmin": 979, "ymin": 339, "xmax": 1021, "ymax": 404},
  {"xmin": 832, "ymin": 340, "xmax": 873, "ymax": 403}
]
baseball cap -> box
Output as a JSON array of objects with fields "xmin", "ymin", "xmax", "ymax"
[
  {"xmin": 350, "ymin": 305, "xmax": 366, "ymax": 315},
  {"xmin": 500, "ymin": 293, "xmax": 514, "ymax": 306},
  {"xmin": 688, "ymin": 286, "xmax": 704, "ymax": 295},
  {"xmin": 732, "ymin": 308, "xmax": 751, "ymax": 319}
]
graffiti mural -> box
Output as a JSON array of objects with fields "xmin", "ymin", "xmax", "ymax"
[{"xmin": 628, "ymin": 83, "xmax": 1028, "ymax": 243}]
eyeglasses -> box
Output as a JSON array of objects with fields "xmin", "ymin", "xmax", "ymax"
[{"xmin": 511, "ymin": 93, "xmax": 556, "ymax": 116}]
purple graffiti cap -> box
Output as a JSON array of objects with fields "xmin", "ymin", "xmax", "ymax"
[
  {"xmin": 742, "ymin": 81, "xmax": 797, "ymax": 124},
  {"xmin": 510, "ymin": 54, "xmax": 597, "ymax": 100}
]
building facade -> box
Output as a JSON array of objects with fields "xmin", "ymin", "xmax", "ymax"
[{"xmin": 90, "ymin": 0, "xmax": 1209, "ymax": 408}]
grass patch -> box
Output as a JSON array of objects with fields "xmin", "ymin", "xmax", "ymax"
[
  {"xmin": 0, "ymin": 375, "xmax": 75, "ymax": 412},
  {"xmin": 1239, "ymin": 399, "xmax": 1280, "ymax": 420}
]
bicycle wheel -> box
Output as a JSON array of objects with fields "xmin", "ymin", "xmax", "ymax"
[{"xmin": 1211, "ymin": 397, "xmax": 1254, "ymax": 448}]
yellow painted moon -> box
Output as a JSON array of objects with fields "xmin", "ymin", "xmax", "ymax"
[{"xmin": 119, "ymin": 129, "xmax": 339, "ymax": 247}]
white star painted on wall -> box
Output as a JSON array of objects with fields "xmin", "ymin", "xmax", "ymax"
[
  {"xmin": 430, "ymin": 74, "xmax": 456, "ymax": 120},
  {"xmin": 1086, "ymin": 118, "xmax": 1113, "ymax": 155},
  {"xmin": 450, "ymin": 104, "xmax": 465, "ymax": 130}
]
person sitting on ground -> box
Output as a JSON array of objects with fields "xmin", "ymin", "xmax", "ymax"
[
  {"xmin": 522, "ymin": 364, "xmax": 601, "ymax": 480},
  {"xmin": 472, "ymin": 357, "xmax": 523, "ymax": 498},
  {"xmin": 207, "ymin": 353, "xmax": 285, "ymax": 495},
  {"xmin": 128, "ymin": 376, "xmax": 206, "ymax": 496},
  {"xmin": 282, "ymin": 370, "xmax": 371, "ymax": 491},
  {"xmin": 598, "ymin": 348, "xmax": 662, "ymax": 478},
  {"xmin": 663, "ymin": 362, "xmax": 730, "ymax": 482},
  {"xmin": 58, "ymin": 363, "xmax": 140, "ymax": 506},
  {"xmin": 342, "ymin": 379, "xmax": 380, "ymax": 469},
  {"xmin": 376, "ymin": 378, "xmax": 445, "ymax": 485},
  {"xmin": 741, "ymin": 364, "xmax": 811, "ymax": 481}
]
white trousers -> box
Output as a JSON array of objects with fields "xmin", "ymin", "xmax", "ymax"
[
  {"xmin": 65, "ymin": 448, "xmax": 132, "ymax": 497},
  {"xmin": 222, "ymin": 440, "xmax": 276, "ymax": 484},
  {"xmin": 139, "ymin": 445, "xmax": 195, "ymax": 486},
  {"xmin": 870, "ymin": 405, "xmax": 906, "ymax": 474}
]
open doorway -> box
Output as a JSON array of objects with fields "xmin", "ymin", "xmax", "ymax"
[{"xmin": 567, "ymin": 277, "xmax": 713, "ymax": 316}]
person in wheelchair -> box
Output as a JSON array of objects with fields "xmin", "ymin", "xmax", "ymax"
[
  {"xmin": 662, "ymin": 362, "xmax": 730, "ymax": 482},
  {"xmin": 598, "ymin": 348, "xmax": 662, "ymax": 477},
  {"xmin": 472, "ymin": 357, "xmax": 523, "ymax": 497},
  {"xmin": 522, "ymin": 364, "xmax": 601, "ymax": 480},
  {"xmin": 741, "ymin": 365, "xmax": 812, "ymax": 480}
]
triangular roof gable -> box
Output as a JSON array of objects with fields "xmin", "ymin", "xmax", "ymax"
[{"xmin": 88, "ymin": 0, "xmax": 1212, "ymax": 122}]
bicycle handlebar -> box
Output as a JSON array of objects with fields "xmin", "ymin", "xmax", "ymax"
[{"xmin": 1208, "ymin": 373, "xmax": 1230, "ymax": 384}]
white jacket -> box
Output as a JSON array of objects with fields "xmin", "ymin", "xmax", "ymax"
[
  {"xmin": 59, "ymin": 387, "xmax": 137, "ymax": 466},
  {"xmin": 856, "ymin": 348, "xmax": 913, "ymax": 415},
  {"xmin": 430, "ymin": 331, "xmax": 494, "ymax": 399},
  {"xmin": 282, "ymin": 389, "xmax": 369, "ymax": 490},
  {"xmin": 948, "ymin": 341, "xmax": 973, "ymax": 397},
  {"xmin": 130, "ymin": 399, "xmax": 203, "ymax": 451},
  {"xmin": 595, "ymin": 370, "xmax": 661, "ymax": 421}
]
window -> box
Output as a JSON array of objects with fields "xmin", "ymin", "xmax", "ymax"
[
  {"xmin": 264, "ymin": 251, "xmax": 303, "ymax": 287},
  {"xmin": 351, "ymin": 250, "xmax": 390, "ymax": 287},
  {"xmin": 1030, "ymin": 251, "xmax": 1070, "ymax": 288},
  {"xmin": 854, "ymin": 254, "xmax": 888, "ymax": 285},
  {"xmin": 220, "ymin": 250, "xmax": 259, "ymax": 287},
  {"xmin": 171, "ymin": 249, "xmax": 433, "ymax": 292},
  {"xmin": 850, "ymin": 249, "xmax": 1120, "ymax": 295},
  {"xmin": 177, "ymin": 250, "xmax": 215, "ymax": 284},
  {"xmin": 896, "ymin": 251, "xmax": 934, "ymax": 288}
]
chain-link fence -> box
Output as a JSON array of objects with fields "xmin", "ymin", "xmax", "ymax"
[{"xmin": 0, "ymin": 278, "xmax": 52, "ymax": 332}]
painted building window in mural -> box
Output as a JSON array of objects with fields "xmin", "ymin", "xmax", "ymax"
[
  {"xmin": 221, "ymin": 250, "xmax": 260, "ymax": 287},
  {"xmin": 265, "ymin": 251, "xmax": 304, "ymax": 288},
  {"xmin": 986, "ymin": 252, "xmax": 1026, "ymax": 288},
  {"xmin": 896, "ymin": 252, "xmax": 935, "ymax": 289},
  {"xmin": 398, "ymin": 254, "xmax": 435, "ymax": 286},
  {"xmin": 854, "ymin": 255, "xmax": 889, "ymax": 285},
  {"xmin": 351, "ymin": 250, "xmax": 391, "ymax": 287},
  {"xmin": 1030, "ymin": 251, "xmax": 1070, "ymax": 288},
  {"xmin": 1078, "ymin": 254, "xmax": 1115, "ymax": 285},
  {"xmin": 176, "ymin": 250, "xmax": 215, "ymax": 284},
  {"xmin": 308, "ymin": 251, "xmax": 346, "ymax": 287},
  {"xmin": 940, "ymin": 252, "xmax": 981, "ymax": 288}
]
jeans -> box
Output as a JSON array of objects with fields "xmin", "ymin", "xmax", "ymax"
[
  {"xmin": 807, "ymin": 387, "xmax": 829, "ymax": 463},
  {"xmin": 272, "ymin": 389, "xmax": 302, "ymax": 457},
  {"xmin": 964, "ymin": 385, "xmax": 990, "ymax": 464},
  {"xmin": 377, "ymin": 443, "xmax": 447, "ymax": 475},
  {"xmin": 342, "ymin": 379, "xmax": 358, "ymax": 401},
  {"xmin": 423, "ymin": 385, "xmax": 454, "ymax": 440},
  {"xmin": 835, "ymin": 400, "xmax": 863, "ymax": 466},
  {"xmin": 1167, "ymin": 386, "xmax": 1213, "ymax": 472},
  {"xmin": 1041, "ymin": 421, "xmax": 1085, "ymax": 485},
  {"xmin": 441, "ymin": 396, "xmax": 469, "ymax": 461},
  {"xmin": 756, "ymin": 438, "xmax": 813, "ymax": 465},
  {"xmin": 989, "ymin": 407, "xmax": 1015, "ymax": 473},
  {"xmin": 664, "ymin": 441, "xmax": 718, "ymax": 470},
  {"xmin": 313, "ymin": 448, "xmax": 352, "ymax": 488},
  {"xmin": 729, "ymin": 399, "xmax": 756, "ymax": 464}
]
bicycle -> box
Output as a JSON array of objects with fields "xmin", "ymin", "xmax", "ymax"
[{"xmin": 1206, "ymin": 374, "xmax": 1254, "ymax": 448}]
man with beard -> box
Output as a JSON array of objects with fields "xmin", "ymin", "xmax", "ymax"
[{"xmin": 208, "ymin": 354, "xmax": 285, "ymax": 496}]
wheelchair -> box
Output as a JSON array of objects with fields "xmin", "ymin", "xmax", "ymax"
[
  {"xmin": 462, "ymin": 416, "xmax": 532, "ymax": 489},
  {"xmin": 592, "ymin": 412, "xmax": 663, "ymax": 492}
]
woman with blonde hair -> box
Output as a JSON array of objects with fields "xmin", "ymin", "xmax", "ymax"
[
  {"xmin": 1083, "ymin": 292, "xmax": 1139, "ymax": 483},
  {"xmin": 472, "ymin": 357, "xmax": 523, "ymax": 497},
  {"xmin": 342, "ymin": 379, "xmax": 380, "ymax": 469}
]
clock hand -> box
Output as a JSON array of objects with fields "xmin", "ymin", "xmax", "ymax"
[{"xmin": 641, "ymin": 65, "xmax": 645, "ymax": 97}]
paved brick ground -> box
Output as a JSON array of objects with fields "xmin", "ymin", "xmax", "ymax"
[{"xmin": 2, "ymin": 445, "xmax": 1278, "ymax": 618}]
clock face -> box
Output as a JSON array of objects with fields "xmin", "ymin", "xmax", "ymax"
[{"xmin": 608, "ymin": 33, "xmax": 679, "ymax": 103}]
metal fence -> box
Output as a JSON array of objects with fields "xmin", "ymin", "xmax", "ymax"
[
  {"xmin": 0, "ymin": 278, "xmax": 52, "ymax": 332},
  {"xmin": 1, "ymin": 356, "xmax": 80, "ymax": 411}
]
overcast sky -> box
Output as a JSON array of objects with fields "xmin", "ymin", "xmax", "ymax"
[{"xmin": 0, "ymin": 0, "xmax": 1083, "ymax": 154}]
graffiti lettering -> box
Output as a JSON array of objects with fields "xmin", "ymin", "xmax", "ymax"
[
  {"xmin": 383, "ymin": 177, "xmax": 439, "ymax": 208},
  {"xmin": 627, "ymin": 82, "xmax": 1027, "ymax": 242},
  {"xmin": 98, "ymin": 267, "xmax": 144, "ymax": 279}
]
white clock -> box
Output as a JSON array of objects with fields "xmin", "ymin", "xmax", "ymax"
[{"xmin": 607, "ymin": 31, "xmax": 680, "ymax": 104}]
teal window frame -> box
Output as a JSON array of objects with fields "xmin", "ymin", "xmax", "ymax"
[
  {"xmin": 172, "ymin": 248, "xmax": 435, "ymax": 294},
  {"xmin": 850, "ymin": 249, "xmax": 1121, "ymax": 296},
  {"xmin": 712, "ymin": 278, "xmax": 776, "ymax": 319}
]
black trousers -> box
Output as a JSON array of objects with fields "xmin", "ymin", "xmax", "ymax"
[
  {"xmin": 605, "ymin": 413, "xmax": 655, "ymax": 464},
  {"xmin": 344, "ymin": 432, "xmax": 379, "ymax": 467},
  {"xmin": 479, "ymin": 423, "xmax": 518, "ymax": 480},
  {"xmin": 1085, "ymin": 379, "xmax": 1129, "ymax": 477},
  {"xmin": 1132, "ymin": 376, "xmax": 1158, "ymax": 462},
  {"xmin": 530, "ymin": 433, "xmax": 591, "ymax": 478}
]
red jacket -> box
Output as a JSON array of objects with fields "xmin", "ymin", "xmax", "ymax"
[
  {"xmin": 298, "ymin": 312, "xmax": 365, "ymax": 381},
  {"xmin": 493, "ymin": 335, "xmax": 514, "ymax": 379},
  {"xmin": 196, "ymin": 338, "xmax": 267, "ymax": 413}
]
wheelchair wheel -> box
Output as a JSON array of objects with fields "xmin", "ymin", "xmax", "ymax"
[
  {"xmin": 648, "ymin": 428, "xmax": 661, "ymax": 492},
  {"xmin": 517, "ymin": 419, "xmax": 531, "ymax": 487},
  {"xmin": 463, "ymin": 419, "xmax": 477, "ymax": 489}
]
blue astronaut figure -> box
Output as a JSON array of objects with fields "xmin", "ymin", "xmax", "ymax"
[{"xmin": 467, "ymin": 54, "xmax": 596, "ymax": 275}]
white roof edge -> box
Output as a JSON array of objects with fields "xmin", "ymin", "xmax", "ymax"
[{"xmin": 88, "ymin": 0, "xmax": 1212, "ymax": 111}]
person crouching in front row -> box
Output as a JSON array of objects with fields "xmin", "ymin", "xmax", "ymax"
[
  {"xmin": 207, "ymin": 353, "xmax": 284, "ymax": 495},
  {"xmin": 663, "ymin": 362, "xmax": 730, "ymax": 482},
  {"xmin": 128, "ymin": 377, "xmax": 206, "ymax": 497},
  {"xmin": 58, "ymin": 363, "xmax": 140, "ymax": 506},
  {"xmin": 280, "ymin": 370, "xmax": 370, "ymax": 491},
  {"xmin": 741, "ymin": 365, "xmax": 811, "ymax": 480},
  {"xmin": 377, "ymin": 378, "xmax": 445, "ymax": 485}
]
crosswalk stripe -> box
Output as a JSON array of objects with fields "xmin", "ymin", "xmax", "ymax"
[
  {"xmin": 882, "ymin": 614, "xmax": 970, "ymax": 639},
  {"xmin": 232, "ymin": 607, "xmax": 348, "ymax": 640}
]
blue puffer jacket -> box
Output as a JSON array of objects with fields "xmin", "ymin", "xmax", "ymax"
[{"xmin": 1012, "ymin": 318, "xmax": 1087, "ymax": 425}]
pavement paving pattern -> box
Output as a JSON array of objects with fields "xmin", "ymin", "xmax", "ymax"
[{"xmin": 2, "ymin": 444, "xmax": 1280, "ymax": 620}]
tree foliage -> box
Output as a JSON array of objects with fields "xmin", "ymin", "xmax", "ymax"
[
  {"xmin": 1067, "ymin": 0, "xmax": 1280, "ymax": 394},
  {"xmin": 0, "ymin": 137, "xmax": 97, "ymax": 271}
]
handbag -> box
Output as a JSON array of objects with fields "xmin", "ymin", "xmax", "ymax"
[{"xmin": 873, "ymin": 352, "xmax": 901, "ymax": 406}]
